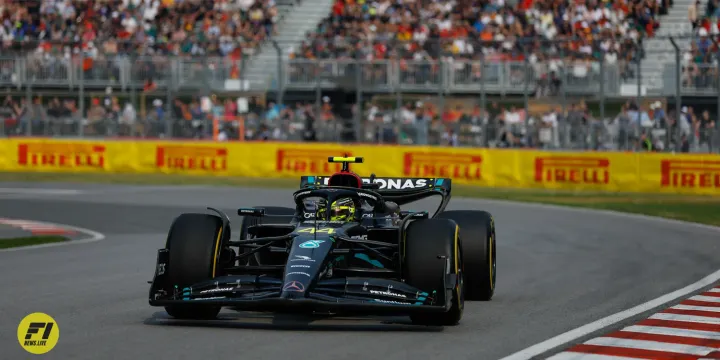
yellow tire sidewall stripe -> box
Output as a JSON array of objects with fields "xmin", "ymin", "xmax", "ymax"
[{"xmin": 211, "ymin": 227, "xmax": 223, "ymax": 277}]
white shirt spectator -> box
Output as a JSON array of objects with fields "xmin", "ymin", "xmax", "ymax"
[
  {"xmin": 605, "ymin": 51, "xmax": 617, "ymax": 65},
  {"xmin": 399, "ymin": 107, "xmax": 416, "ymax": 124},
  {"xmin": 504, "ymin": 110, "xmax": 522, "ymax": 125},
  {"xmin": 237, "ymin": 0, "xmax": 255, "ymax": 11},
  {"xmin": 573, "ymin": 61, "xmax": 588, "ymax": 78},
  {"xmin": 542, "ymin": 112, "xmax": 558, "ymax": 127},
  {"xmin": 121, "ymin": 103, "xmax": 136, "ymax": 125},
  {"xmin": 122, "ymin": 16, "xmax": 139, "ymax": 34}
]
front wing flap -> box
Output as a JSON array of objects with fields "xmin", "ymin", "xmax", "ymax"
[{"xmin": 149, "ymin": 248, "xmax": 457, "ymax": 315}]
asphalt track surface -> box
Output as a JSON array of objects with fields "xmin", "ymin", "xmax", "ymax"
[{"xmin": 0, "ymin": 182, "xmax": 719, "ymax": 360}]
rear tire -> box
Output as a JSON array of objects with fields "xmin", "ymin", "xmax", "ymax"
[
  {"xmin": 239, "ymin": 206, "xmax": 295, "ymax": 265},
  {"xmin": 437, "ymin": 210, "xmax": 496, "ymax": 301},
  {"xmin": 163, "ymin": 213, "xmax": 224, "ymax": 320},
  {"xmin": 404, "ymin": 218, "xmax": 464, "ymax": 326}
]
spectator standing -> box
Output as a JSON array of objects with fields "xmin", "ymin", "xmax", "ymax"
[
  {"xmin": 689, "ymin": 0, "xmax": 700, "ymax": 30},
  {"xmin": 0, "ymin": 96, "xmax": 16, "ymax": 134},
  {"xmin": 414, "ymin": 102, "xmax": 430, "ymax": 145},
  {"xmin": 698, "ymin": 109, "xmax": 716, "ymax": 150},
  {"xmin": 121, "ymin": 102, "xmax": 137, "ymax": 136},
  {"xmin": 29, "ymin": 97, "xmax": 48, "ymax": 135}
]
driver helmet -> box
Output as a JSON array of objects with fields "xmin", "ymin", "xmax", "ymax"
[{"xmin": 318, "ymin": 197, "xmax": 356, "ymax": 221}]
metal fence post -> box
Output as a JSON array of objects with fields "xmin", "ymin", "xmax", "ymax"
[
  {"xmin": 78, "ymin": 54, "xmax": 85, "ymax": 137},
  {"xmin": 479, "ymin": 57, "xmax": 486, "ymax": 114},
  {"xmin": 669, "ymin": 37, "xmax": 681, "ymax": 123},
  {"xmin": 636, "ymin": 47, "xmax": 643, "ymax": 107},
  {"xmin": 272, "ymin": 40, "xmax": 284, "ymax": 106},
  {"xmin": 523, "ymin": 48, "xmax": 530, "ymax": 139},
  {"xmin": 165, "ymin": 59, "xmax": 174, "ymax": 138},
  {"xmin": 355, "ymin": 58, "xmax": 363, "ymax": 143},
  {"xmin": 437, "ymin": 60, "xmax": 444, "ymax": 117},
  {"xmin": 315, "ymin": 60, "xmax": 321, "ymax": 117},
  {"xmin": 25, "ymin": 72, "xmax": 31, "ymax": 136},
  {"xmin": 560, "ymin": 47, "xmax": 567, "ymax": 114},
  {"xmin": 599, "ymin": 58, "xmax": 605, "ymax": 122}
]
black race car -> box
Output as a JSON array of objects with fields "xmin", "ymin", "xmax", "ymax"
[{"xmin": 148, "ymin": 156, "xmax": 496, "ymax": 326}]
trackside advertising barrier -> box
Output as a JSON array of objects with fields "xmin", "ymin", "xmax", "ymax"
[{"xmin": 1, "ymin": 138, "xmax": 720, "ymax": 195}]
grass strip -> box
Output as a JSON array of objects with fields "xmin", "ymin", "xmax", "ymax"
[{"xmin": 0, "ymin": 235, "xmax": 69, "ymax": 249}]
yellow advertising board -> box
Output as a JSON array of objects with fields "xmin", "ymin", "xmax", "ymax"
[{"xmin": 1, "ymin": 138, "xmax": 719, "ymax": 195}]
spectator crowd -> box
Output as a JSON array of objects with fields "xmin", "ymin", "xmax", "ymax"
[
  {"xmin": 0, "ymin": 0, "xmax": 680, "ymax": 90},
  {"xmin": 290, "ymin": 0, "xmax": 671, "ymax": 85},
  {"xmin": 686, "ymin": 0, "xmax": 719, "ymax": 90},
  {"xmin": 2, "ymin": 92, "xmax": 717, "ymax": 153},
  {"xmin": 0, "ymin": 0, "xmax": 718, "ymax": 153},
  {"xmin": 0, "ymin": 0, "xmax": 279, "ymax": 57},
  {"xmin": 0, "ymin": 0, "xmax": 281, "ymax": 84}
]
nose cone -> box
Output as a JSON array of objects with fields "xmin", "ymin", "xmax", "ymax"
[{"xmin": 280, "ymin": 236, "xmax": 333, "ymax": 299}]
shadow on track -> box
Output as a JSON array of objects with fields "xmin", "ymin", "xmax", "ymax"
[{"xmin": 143, "ymin": 311, "xmax": 445, "ymax": 332}]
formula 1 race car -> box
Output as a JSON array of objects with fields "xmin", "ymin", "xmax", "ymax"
[{"xmin": 148, "ymin": 156, "xmax": 496, "ymax": 326}]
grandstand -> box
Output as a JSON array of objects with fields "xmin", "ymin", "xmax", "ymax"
[
  {"xmin": 0, "ymin": 0, "xmax": 717, "ymax": 152},
  {"xmin": 0, "ymin": 0, "xmax": 714, "ymax": 93}
]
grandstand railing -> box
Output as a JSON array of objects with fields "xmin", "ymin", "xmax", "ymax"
[
  {"xmin": 662, "ymin": 62, "xmax": 720, "ymax": 97},
  {"xmin": 283, "ymin": 59, "xmax": 623, "ymax": 96},
  {"xmin": 1, "ymin": 52, "xmax": 718, "ymax": 98},
  {"xmin": 0, "ymin": 55, "xmax": 256, "ymax": 91}
]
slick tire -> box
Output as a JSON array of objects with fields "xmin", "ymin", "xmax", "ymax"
[
  {"xmin": 404, "ymin": 218, "xmax": 464, "ymax": 326},
  {"xmin": 239, "ymin": 206, "xmax": 295, "ymax": 265},
  {"xmin": 437, "ymin": 210, "xmax": 496, "ymax": 301},
  {"xmin": 163, "ymin": 213, "xmax": 224, "ymax": 320}
]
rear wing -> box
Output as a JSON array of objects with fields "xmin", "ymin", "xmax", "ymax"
[{"xmin": 299, "ymin": 176, "xmax": 452, "ymax": 214}]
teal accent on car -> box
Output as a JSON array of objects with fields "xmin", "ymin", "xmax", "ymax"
[{"xmin": 354, "ymin": 253, "xmax": 384, "ymax": 268}]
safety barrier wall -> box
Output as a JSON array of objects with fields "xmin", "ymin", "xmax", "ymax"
[{"xmin": 1, "ymin": 138, "xmax": 720, "ymax": 196}]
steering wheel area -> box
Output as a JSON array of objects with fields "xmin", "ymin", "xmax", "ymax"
[{"xmin": 293, "ymin": 187, "xmax": 385, "ymax": 222}]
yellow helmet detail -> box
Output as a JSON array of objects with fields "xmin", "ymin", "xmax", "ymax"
[{"xmin": 317, "ymin": 198, "xmax": 355, "ymax": 221}]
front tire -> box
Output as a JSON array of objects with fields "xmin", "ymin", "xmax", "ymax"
[
  {"xmin": 163, "ymin": 213, "xmax": 224, "ymax": 320},
  {"xmin": 438, "ymin": 210, "xmax": 496, "ymax": 301},
  {"xmin": 404, "ymin": 218, "xmax": 464, "ymax": 326}
]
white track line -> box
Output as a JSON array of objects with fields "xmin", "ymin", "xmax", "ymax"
[
  {"xmin": 710, "ymin": 289, "xmax": 720, "ymax": 293},
  {"xmin": 622, "ymin": 325, "xmax": 720, "ymax": 340},
  {"xmin": 672, "ymin": 304, "xmax": 720, "ymax": 313},
  {"xmin": 691, "ymin": 295, "xmax": 720, "ymax": 303},
  {"xmin": 649, "ymin": 313, "xmax": 720, "ymax": 324},
  {"xmin": 546, "ymin": 352, "xmax": 639, "ymax": 360},
  {"xmin": 584, "ymin": 337, "xmax": 717, "ymax": 355},
  {"xmin": 0, "ymin": 218, "xmax": 105, "ymax": 252},
  {"xmin": 498, "ymin": 270, "xmax": 720, "ymax": 360}
]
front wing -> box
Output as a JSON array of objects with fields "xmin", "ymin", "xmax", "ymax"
[{"xmin": 149, "ymin": 259, "xmax": 457, "ymax": 316}]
